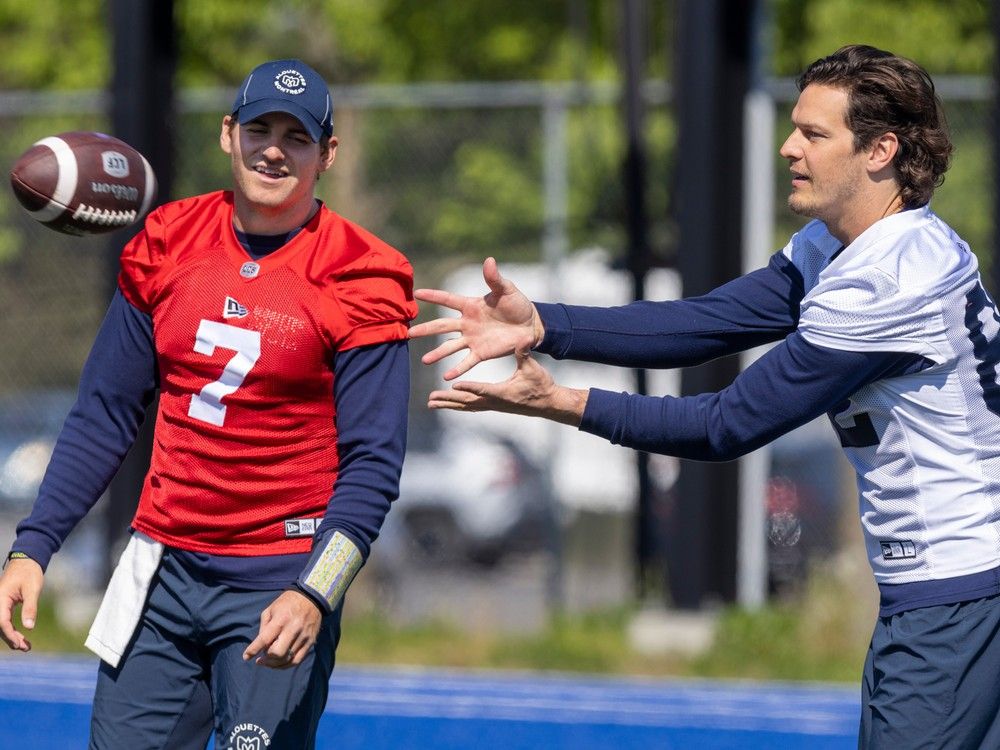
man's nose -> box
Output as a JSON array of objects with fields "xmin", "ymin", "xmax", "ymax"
[
  {"xmin": 262, "ymin": 142, "xmax": 284, "ymax": 160},
  {"xmin": 778, "ymin": 133, "xmax": 800, "ymax": 159}
]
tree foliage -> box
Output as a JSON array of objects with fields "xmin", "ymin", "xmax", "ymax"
[
  {"xmin": 0, "ymin": 1, "xmax": 989, "ymax": 90},
  {"xmin": 0, "ymin": 0, "xmax": 108, "ymax": 89},
  {"xmin": 772, "ymin": 0, "xmax": 992, "ymax": 75}
]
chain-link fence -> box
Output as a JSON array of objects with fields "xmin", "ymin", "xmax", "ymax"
[{"xmin": 0, "ymin": 76, "xmax": 992, "ymax": 635}]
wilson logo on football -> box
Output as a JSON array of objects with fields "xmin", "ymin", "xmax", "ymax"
[{"xmin": 223, "ymin": 297, "xmax": 248, "ymax": 319}]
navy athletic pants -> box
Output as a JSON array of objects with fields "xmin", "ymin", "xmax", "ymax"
[
  {"xmin": 859, "ymin": 593, "xmax": 1000, "ymax": 749},
  {"xmin": 89, "ymin": 548, "xmax": 342, "ymax": 749}
]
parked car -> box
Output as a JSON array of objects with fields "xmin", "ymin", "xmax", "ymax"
[
  {"xmin": 385, "ymin": 426, "xmax": 557, "ymax": 566},
  {"xmin": 0, "ymin": 390, "xmax": 112, "ymax": 602},
  {"xmin": 0, "ymin": 389, "xmax": 76, "ymax": 513}
]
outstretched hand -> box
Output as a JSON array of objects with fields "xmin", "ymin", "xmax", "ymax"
[
  {"xmin": 410, "ymin": 257, "xmax": 545, "ymax": 380},
  {"xmin": 428, "ymin": 353, "xmax": 588, "ymax": 427}
]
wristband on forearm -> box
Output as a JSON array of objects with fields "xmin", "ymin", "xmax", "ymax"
[
  {"xmin": 297, "ymin": 531, "xmax": 363, "ymax": 614},
  {"xmin": 4, "ymin": 551, "xmax": 32, "ymax": 570}
]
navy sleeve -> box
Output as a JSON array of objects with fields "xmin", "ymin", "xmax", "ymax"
[
  {"xmin": 535, "ymin": 252, "xmax": 804, "ymax": 368},
  {"xmin": 12, "ymin": 290, "xmax": 157, "ymax": 569},
  {"xmin": 312, "ymin": 340, "xmax": 409, "ymax": 560},
  {"xmin": 579, "ymin": 332, "xmax": 931, "ymax": 460}
]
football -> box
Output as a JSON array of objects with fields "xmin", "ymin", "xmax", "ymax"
[{"xmin": 9, "ymin": 131, "xmax": 157, "ymax": 236}]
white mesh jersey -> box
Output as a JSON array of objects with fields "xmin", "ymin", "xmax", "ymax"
[{"xmin": 783, "ymin": 206, "xmax": 1000, "ymax": 585}]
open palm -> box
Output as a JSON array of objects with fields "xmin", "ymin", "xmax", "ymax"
[{"xmin": 410, "ymin": 257, "xmax": 543, "ymax": 380}]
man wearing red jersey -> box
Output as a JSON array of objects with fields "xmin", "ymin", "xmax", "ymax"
[{"xmin": 0, "ymin": 59, "xmax": 416, "ymax": 748}]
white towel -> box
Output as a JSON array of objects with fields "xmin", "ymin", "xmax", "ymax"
[{"xmin": 84, "ymin": 531, "xmax": 164, "ymax": 668}]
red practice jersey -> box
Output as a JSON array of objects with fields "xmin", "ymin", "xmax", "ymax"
[{"xmin": 118, "ymin": 191, "xmax": 416, "ymax": 555}]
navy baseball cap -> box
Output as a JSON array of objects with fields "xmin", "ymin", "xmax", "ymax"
[{"xmin": 231, "ymin": 59, "xmax": 333, "ymax": 142}]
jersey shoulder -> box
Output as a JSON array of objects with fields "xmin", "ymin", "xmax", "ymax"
[
  {"xmin": 306, "ymin": 206, "xmax": 418, "ymax": 348},
  {"xmin": 780, "ymin": 219, "xmax": 842, "ymax": 291},
  {"xmin": 118, "ymin": 191, "xmax": 230, "ymax": 311},
  {"xmin": 799, "ymin": 208, "xmax": 978, "ymax": 359},
  {"xmin": 826, "ymin": 207, "xmax": 976, "ymax": 298},
  {"xmin": 312, "ymin": 206, "xmax": 413, "ymax": 278}
]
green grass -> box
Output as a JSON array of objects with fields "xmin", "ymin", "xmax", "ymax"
[
  {"xmin": 29, "ymin": 563, "xmax": 874, "ymax": 685},
  {"xmin": 338, "ymin": 565, "xmax": 875, "ymax": 683},
  {"xmin": 11, "ymin": 597, "xmax": 89, "ymax": 653}
]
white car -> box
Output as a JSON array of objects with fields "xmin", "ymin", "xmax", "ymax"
[{"xmin": 387, "ymin": 426, "xmax": 556, "ymax": 566}]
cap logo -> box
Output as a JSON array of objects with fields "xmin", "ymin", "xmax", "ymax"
[{"xmin": 274, "ymin": 69, "xmax": 307, "ymax": 95}]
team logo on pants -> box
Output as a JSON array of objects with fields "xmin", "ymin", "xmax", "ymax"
[{"xmin": 227, "ymin": 722, "xmax": 271, "ymax": 749}]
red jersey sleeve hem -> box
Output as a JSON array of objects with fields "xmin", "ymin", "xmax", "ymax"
[{"xmin": 339, "ymin": 320, "xmax": 410, "ymax": 351}]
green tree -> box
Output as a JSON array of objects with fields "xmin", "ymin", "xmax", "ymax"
[
  {"xmin": 772, "ymin": 0, "xmax": 992, "ymax": 75},
  {"xmin": 0, "ymin": 0, "xmax": 107, "ymax": 89}
]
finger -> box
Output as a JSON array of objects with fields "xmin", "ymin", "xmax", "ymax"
[
  {"xmin": 409, "ymin": 317, "xmax": 462, "ymax": 339},
  {"xmin": 251, "ymin": 639, "xmax": 297, "ymax": 668},
  {"xmin": 256, "ymin": 651, "xmax": 296, "ymax": 669},
  {"xmin": 286, "ymin": 638, "xmax": 314, "ymax": 667},
  {"xmin": 256, "ymin": 632, "xmax": 299, "ymax": 668},
  {"xmin": 428, "ymin": 388, "xmax": 488, "ymax": 411},
  {"xmin": 243, "ymin": 631, "xmax": 269, "ymax": 661},
  {"xmin": 449, "ymin": 380, "xmax": 494, "ymax": 395},
  {"xmin": 242, "ymin": 609, "xmax": 275, "ymax": 661},
  {"xmin": 20, "ymin": 591, "xmax": 37, "ymax": 631},
  {"xmin": 0, "ymin": 607, "xmax": 27, "ymax": 651},
  {"xmin": 413, "ymin": 288, "xmax": 469, "ymax": 310},
  {"xmin": 419, "ymin": 337, "xmax": 470, "ymax": 365},
  {"xmin": 482, "ymin": 257, "xmax": 505, "ymax": 295},
  {"xmin": 428, "ymin": 397, "xmax": 482, "ymax": 411},
  {"xmin": 441, "ymin": 353, "xmax": 484, "ymax": 381}
]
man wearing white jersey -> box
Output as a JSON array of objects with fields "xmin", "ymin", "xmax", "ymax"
[{"xmin": 410, "ymin": 45, "xmax": 1000, "ymax": 748}]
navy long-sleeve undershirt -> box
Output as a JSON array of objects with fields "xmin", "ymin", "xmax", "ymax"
[
  {"xmin": 580, "ymin": 331, "xmax": 929, "ymax": 460},
  {"xmin": 536, "ymin": 252, "xmax": 804, "ymax": 369},
  {"xmin": 533, "ymin": 251, "xmax": 929, "ymax": 460},
  {"xmin": 12, "ymin": 290, "xmax": 409, "ymax": 589}
]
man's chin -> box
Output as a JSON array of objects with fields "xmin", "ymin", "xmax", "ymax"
[{"xmin": 787, "ymin": 197, "xmax": 814, "ymax": 218}]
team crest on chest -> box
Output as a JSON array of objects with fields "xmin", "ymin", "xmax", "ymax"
[
  {"xmin": 239, "ymin": 261, "xmax": 260, "ymax": 279},
  {"xmin": 223, "ymin": 296, "xmax": 248, "ymax": 319}
]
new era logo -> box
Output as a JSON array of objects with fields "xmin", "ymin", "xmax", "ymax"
[
  {"xmin": 223, "ymin": 296, "xmax": 248, "ymax": 319},
  {"xmin": 284, "ymin": 518, "xmax": 317, "ymax": 538}
]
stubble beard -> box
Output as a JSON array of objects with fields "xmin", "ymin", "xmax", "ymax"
[
  {"xmin": 786, "ymin": 178, "xmax": 857, "ymax": 226},
  {"xmin": 787, "ymin": 189, "xmax": 824, "ymax": 223}
]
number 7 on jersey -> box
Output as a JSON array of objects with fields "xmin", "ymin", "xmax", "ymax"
[{"xmin": 188, "ymin": 320, "xmax": 262, "ymax": 427}]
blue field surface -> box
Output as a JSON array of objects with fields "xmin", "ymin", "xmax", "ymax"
[{"xmin": 0, "ymin": 655, "xmax": 859, "ymax": 748}]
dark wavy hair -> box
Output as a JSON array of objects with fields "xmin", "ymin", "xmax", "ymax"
[{"xmin": 798, "ymin": 45, "xmax": 952, "ymax": 208}]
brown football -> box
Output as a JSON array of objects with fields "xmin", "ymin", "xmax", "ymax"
[{"xmin": 9, "ymin": 131, "xmax": 157, "ymax": 236}]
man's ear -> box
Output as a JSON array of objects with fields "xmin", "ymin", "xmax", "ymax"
[
  {"xmin": 867, "ymin": 131, "xmax": 899, "ymax": 174},
  {"xmin": 220, "ymin": 115, "xmax": 235, "ymax": 155},
  {"xmin": 319, "ymin": 136, "xmax": 338, "ymax": 174}
]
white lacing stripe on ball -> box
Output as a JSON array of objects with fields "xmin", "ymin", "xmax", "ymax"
[
  {"xmin": 28, "ymin": 137, "xmax": 78, "ymax": 222},
  {"xmin": 68, "ymin": 204, "xmax": 137, "ymax": 226},
  {"xmin": 139, "ymin": 155, "xmax": 156, "ymax": 217}
]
